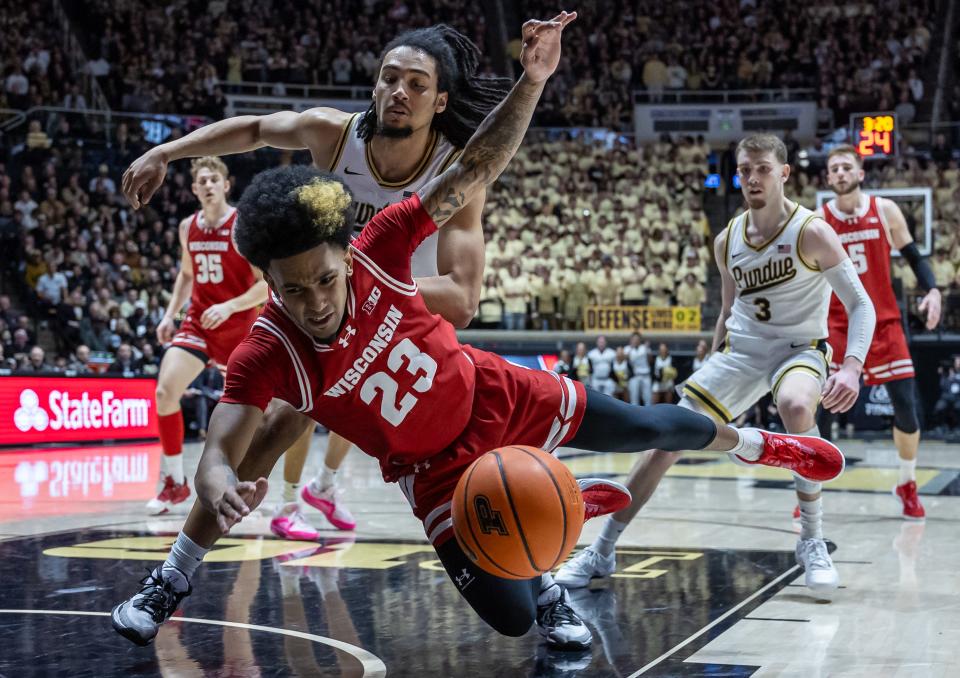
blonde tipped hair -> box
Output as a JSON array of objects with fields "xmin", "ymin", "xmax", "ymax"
[
  {"xmin": 736, "ymin": 134, "xmax": 788, "ymax": 164},
  {"xmin": 296, "ymin": 179, "xmax": 353, "ymax": 237},
  {"xmin": 190, "ymin": 156, "xmax": 230, "ymax": 181}
]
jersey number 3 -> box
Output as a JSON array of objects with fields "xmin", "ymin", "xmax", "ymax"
[
  {"xmin": 360, "ymin": 338, "xmax": 437, "ymax": 426},
  {"xmin": 195, "ymin": 253, "xmax": 224, "ymax": 284}
]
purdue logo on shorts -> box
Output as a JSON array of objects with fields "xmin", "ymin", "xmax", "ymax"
[{"xmin": 474, "ymin": 495, "xmax": 508, "ymax": 535}]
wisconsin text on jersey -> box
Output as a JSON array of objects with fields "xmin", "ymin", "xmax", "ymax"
[{"xmin": 324, "ymin": 305, "xmax": 404, "ymax": 397}]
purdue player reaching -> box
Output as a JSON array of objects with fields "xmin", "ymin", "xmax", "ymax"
[
  {"xmin": 112, "ymin": 24, "xmax": 845, "ymax": 651},
  {"xmin": 819, "ymin": 145, "xmax": 942, "ymax": 519},
  {"xmin": 558, "ymin": 134, "xmax": 877, "ymax": 594},
  {"xmin": 147, "ymin": 157, "xmax": 267, "ymax": 514},
  {"xmin": 122, "ymin": 25, "xmax": 509, "ymax": 538}
]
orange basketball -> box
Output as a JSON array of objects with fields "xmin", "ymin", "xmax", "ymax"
[{"xmin": 452, "ymin": 445, "xmax": 584, "ymax": 579}]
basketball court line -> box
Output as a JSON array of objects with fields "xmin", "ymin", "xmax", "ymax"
[
  {"xmin": 0, "ymin": 609, "xmax": 387, "ymax": 677},
  {"xmin": 624, "ymin": 564, "xmax": 802, "ymax": 676}
]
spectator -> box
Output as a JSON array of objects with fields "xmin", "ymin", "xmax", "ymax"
[
  {"xmin": 21, "ymin": 345, "xmax": 55, "ymax": 373},
  {"xmin": 35, "ymin": 261, "xmax": 68, "ymax": 308},
  {"xmin": 138, "ymin": 342, "xmax": 160, "ymax": 376},
  {"xmin": 692, "ymin": 339, "xmax": 710, "ymax": 372},
  {"xmin": 500, "ymin": 262, "xmax": 529, "ymax": 330},
  {"xmin": 934, "ymin": 356, "xmax": 960, "ymax": 433},
  {"xmin": 66, "ymin": 344, "xmax": 93, "ymax": 374},
  {"xmin": 652, "ymin": 342, "xmax": 676, "ymax": 404},
  {"xmin": 626, "ymin": 332, "xmax": 652, "ymax": 406},
  {"xmin": 611, "ymin": 346, "xmax": 632, "ymax": 402},
  {"xmin": 553, "ymin": 348, "xmax": 572, "ymax": 378},
  {"xmin": 107, "ymin": 342, "xmax": 139, "ymax": 375},
  {"xmin": 571, "ymin": 341, "xmax": 591, "ymax": 383},
  {"xmin": 587, "ymin": 335, "xmax": 616, "ymax": 396},
  {"xmin": 676, "ymin": 272, "xmax": 706, "ymax": 307}
]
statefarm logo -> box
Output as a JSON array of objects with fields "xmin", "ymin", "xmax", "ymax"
[{"xmin": 13, "ymin": 388, "xmax": 152, "ymax": 433}]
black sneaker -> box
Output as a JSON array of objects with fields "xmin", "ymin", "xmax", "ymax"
[
  {"xmin": 536, "ymin": 584, "xmax": 592, "ymax": 651},
  {"xmin": 111, "ymin": 567, "xmax": 191, "ymax": 646}
]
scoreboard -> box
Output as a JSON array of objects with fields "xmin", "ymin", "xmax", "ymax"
[{"xmin": 849, "ymin": 112, "xmax": 898, "ymax": 159}]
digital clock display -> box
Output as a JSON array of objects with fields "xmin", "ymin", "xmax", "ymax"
[{"xmin": 850, "ymin": 113, "xmax": 897, "ymax": 159}]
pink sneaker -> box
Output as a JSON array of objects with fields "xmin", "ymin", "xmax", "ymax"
[
  {"xmin": 270, "ymin": 505, "xmax": 320, "ymax": 540},
  {"xmin": 301, "ymin": 485, "xmax": 357, "ymax": 531}
]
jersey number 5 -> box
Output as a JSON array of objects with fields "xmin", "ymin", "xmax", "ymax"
[
  {"xmin": 846, "ymin": 243, "xmax": 868, "ymax": 274},
  {"xmin": 360, "ymin": 338, "xmax": 437, "ymax": 426},
  {"xmin": 195, "ymin": 253, "xmax": 224, "ymax": 283}
]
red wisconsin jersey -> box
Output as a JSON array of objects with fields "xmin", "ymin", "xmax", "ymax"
[
  {"xmin": 222, "ymin": 195, "xmax": 478, "ymax": 480},
  {"xmin": 186, "ymin": 209, "xmax": 258, "ymax": 325},
  {"xmin": 823, "ymin": 195, "xmax": 901, "ymax": 326}
]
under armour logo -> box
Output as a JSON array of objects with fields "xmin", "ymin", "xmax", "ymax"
[
  {"xmin": 413, "ymin": 460, "xmax": 431, "ymax": 473},
  {"xmin": 474, "ymin": 495, "xmax": 509, "ymax": 536},
  {"xmin": 454, "ymin": 568, "xmax": 474, "ymax": 589},
  {"xmin": 14, "ymin": 389, "xmax": 49, "ymax": 432},
  {"xmin": 338, "ymin": 324, "xmax": 357, "ymax": 348},
  {"xmin": 14, "ymin": 461, "xmax": 48, "ymax": 497}
]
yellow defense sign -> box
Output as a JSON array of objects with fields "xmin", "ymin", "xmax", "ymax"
[{"xmin": 583, "ymin": 306, "xmax": 701, "ymax": 332}]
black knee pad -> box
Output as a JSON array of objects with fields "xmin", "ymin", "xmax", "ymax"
[{"xmin": 885, "ymin": 378, "xmax": 919, "ymax": 434}]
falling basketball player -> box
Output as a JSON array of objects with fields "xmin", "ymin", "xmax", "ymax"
[
  {"xmin": 558, "ymin": 134, "xmax": 877, "ymax": 595},
  {"xmin": 112, "ymin": 18, "xmax": 845, "ymax": 652},
  {"xmin": 147, "ymin": 157, "xmax": 267, "ymax": 514},
  {"xmin": 819, "ymin": 145, "xmax": 941, "ymax": 519},
  {"xmin": 122, "ymin": 25, "xmax": 509, "ymax": 539}
]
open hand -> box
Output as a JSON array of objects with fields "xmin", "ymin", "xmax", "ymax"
[
  {"xmin": 918, "ymin": 288, "xmax": 942, "ymax": 330},
  {"xmin": 201, "ymin": 302, "xmax": 234, "ymax": 330},
  {"xmin": 215, "ymin": 477, "xmax": 269, "ymax": 535},
  {"xmin": 821, "ymin": 366, "xmax": 860, "ymax": 413},
  {"xmin": 122, "ymin": 148, "xmax": 168, "ymax": 209},
  {"xmin": 519, "ymin": 10, "xmax": 577, "ymax": 84}
]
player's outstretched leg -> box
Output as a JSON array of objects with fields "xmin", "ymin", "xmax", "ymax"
[
  {"xmin": 887, "ymin": 377, "xmax": 925, "ymax": 520},
  {"xmin": 557, "ymin": 389, "xmax": 845, "ymax": 588},
  {"xmin": 434, "ymin": 537, "xmax": 592, "ymax": 651}
]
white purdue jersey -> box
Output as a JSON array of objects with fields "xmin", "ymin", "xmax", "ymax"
[
  {"xmin": 329, "ymin": 113, "xmax": 461, "ymax": 277},
  {"xmin": 724, "ymin": 203, "xmax": 830, "ymax": 341}
]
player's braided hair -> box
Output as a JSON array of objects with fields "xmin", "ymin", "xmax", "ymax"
[
  {"xmin": 357, "ymin": 24, "xmax": 513, "ymax": 148},
  {"xmin": 235, "ymin": 165, "xmax": 355, "ymax": 270}
]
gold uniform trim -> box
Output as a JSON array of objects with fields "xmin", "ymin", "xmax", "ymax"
[
  {"xmin": 682, "ymin": 380, "xmax": 732, "ymax": 423},
  {"xmin": 742, "ymin": 203, "xmax": 801, "ymax": 251},
  {"xmin": 327, "ymin": 113, "xmax": 358, "ymax": 171},
  {"xmin": 438, "ymin": 147, "xmax": 462, "ymax": 173},
  {"xmin": 722, "ymin": 218, "xmax": 736, "ymax": 269},
  {"xmin": 364, "ymin": 129, "xmax": 440, "ymax": 188},
  {"xmin": 796, "ymin": 214, "xmax": 821, "ymax": 271},
  {"xmin": 771, "ymin": 364, "xmax": 822, "ymax": 401}
]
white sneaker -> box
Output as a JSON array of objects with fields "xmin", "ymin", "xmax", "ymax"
[
  {"xmin": 536, "ymin": 584, "xmax": 592, "ymax": 651},
  {"xmin": 795, "ymin": 538, "xmax": 840, "ymax": 593},
  {"xmin": 555, "ymin": 547, "xmax": 616, "ymax": 589}
]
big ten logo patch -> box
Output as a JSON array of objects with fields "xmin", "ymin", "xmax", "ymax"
[{"xmin": 363, "ymin": 286, "xmax": 382, "ymax": 315}]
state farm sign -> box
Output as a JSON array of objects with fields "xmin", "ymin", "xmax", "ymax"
[{"xmin": 1, "ymin": 376, "xmax": 158, "ymax": 446}]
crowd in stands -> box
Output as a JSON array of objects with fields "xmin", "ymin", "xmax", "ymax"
[
  {"xmin": 519, "ymin": 0, "xmax": 938, "ymax": 129},
  {"xmin": 61, "ymin": 0, "xmax": 492, "ymax": 115},
  {"xmin": 1, "ymin": 2, "xmax": 83, "ymax": 111}
]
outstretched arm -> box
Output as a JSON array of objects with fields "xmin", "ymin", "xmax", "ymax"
[
  {"xmin": 417, "ymin": 11, "xmax": 577, "ymax": 226},
  {"xmin": 880, "ymin": 197, "xmax": 941, "ymax": 330}
]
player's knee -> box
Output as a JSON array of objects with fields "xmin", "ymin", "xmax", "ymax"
[
  {"xmin": 155, "ymin": 381, "xmax": 175, "ymax": 408},
  {"xmin": 777, "ymin": 397, "xmax": 814, "ymax": 428}
]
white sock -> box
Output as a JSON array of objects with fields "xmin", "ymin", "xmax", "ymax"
[
  {"xmin": 283, "ymin": 481, "xmax": 299, "ymax": 504},
  {"xmin": 797, "ymin": 495, "xmax": 823, "ymax": 540},
  {"xmin": 163, "ymin": 532, "xmax": 209, "ymax": 588},
  {"xmin": 274, "ymin": 501, "xmax": 298, "ymax": 517},
  {"xmin": 313, "ymin": 463, "xmax": 338, "ymax": 492},
  {"xmin": 161, "ymin": 454, "xmax": 185, "ymax": 485},
  {"xmin": 538, "ymin": 572, "xmax": 559, "ymax": 606},
  {"xmin": 729, "ymin": 428, "xmax": 764, "ymax": 461},
  {"xmin": 898, "ymin": 458, "xmax": 917, "ymax": 485},
  {"xmin": 591, "ymin": 517, "xmax": 628, "ymax": 557}
]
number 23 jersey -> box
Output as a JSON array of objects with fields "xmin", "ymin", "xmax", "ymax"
[{"xmin": 221, "ymin": 195, "xmax": 477, "ymax": 478}]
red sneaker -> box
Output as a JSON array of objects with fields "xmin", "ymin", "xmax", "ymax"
[
  {"xmin": 579, "ymin": 478, "xmax": 632, "ymax": 522},
  {"xmin": 145, "ymin": 474, "xmax": 192, "ymax": 515},
  {"xmin": 737, "ymin": 431, "xmax": 845, "ymax": 483},
  {"xmin": 894, "ymin": 481, "xmax": 925, "ymax": 521}
]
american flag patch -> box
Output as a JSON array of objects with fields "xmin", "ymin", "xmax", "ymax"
[{"xmin": 777, "ymin": 244, "xmax": 792, "ymax": 253}]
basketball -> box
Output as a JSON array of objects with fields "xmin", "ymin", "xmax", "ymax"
[{"xmin": 452, "ymin": 445, "xmax": 584, "ymax": 580}]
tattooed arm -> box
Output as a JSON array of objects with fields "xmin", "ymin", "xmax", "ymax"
[{"xmin": 417, "ymin": 11, "xmax": 577, "ymax": 226}]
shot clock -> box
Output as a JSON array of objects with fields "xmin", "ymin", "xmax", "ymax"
[{"xmin": 850, "ymin": 113, "xmax": 898, "ymax": 159}]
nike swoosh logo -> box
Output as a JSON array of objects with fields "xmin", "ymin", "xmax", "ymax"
[
  {"xmin": 790, "ymin": 341, "xmax": 808, "ymax": 348},
  {"xmin": 731, "ymin": 252, "xmax": 744, "ymax": 258},
  {"xmin": 344, "ymin": 168, "xmax": 362, "ymax": 175}
]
